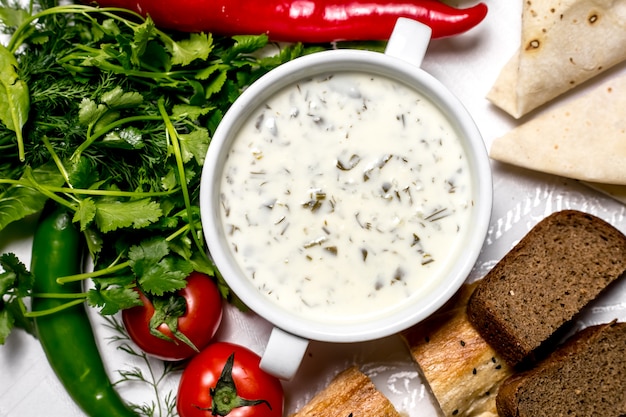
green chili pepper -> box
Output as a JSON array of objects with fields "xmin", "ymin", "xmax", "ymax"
[{"xmin": 30, "ymin": 205, "xmax": 137, "ymax": 417}]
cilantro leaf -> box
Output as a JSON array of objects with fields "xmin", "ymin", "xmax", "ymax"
[
  {"xmin": 130, "ymin": 238, "xmax": 170, "ymax": 268},
  {"xmin": 172, "ymin": 104, "xmax": 213, "ymax": 121},
  {"xmin": 190, "ymin": 253, "xmax": 217, "ymax": 278},
  {"xmin": 94, "ymin": 199, "xmax": 162, "ymax": 233},
  {"xmin": 88, "ymin": 273, "xmax": 141, "ymax": 315},
  {"xmin": 74, "ymin": 197, "xmax": 97, "ymax": 231},
  {"xmin": 0, "ymin": 4, "xmax": 31, "ymax": 29},
  {"xmin": 100, "ymin": 86, "xmax": 143, "ymax": 109},
  {"xmin": 227, "ymin": 34, "xmax": 269, "ymax": 59},
  {"xmin": 1, "ymin": 0, "xmax": 326, "ymax": 325},
  {"xmin": 0, "ymin": 252, "xmax": 31, "ymax": 297},
  {"xmin": 138, "ymin": 256, "xmax": 192, "ymax": 296},
  {"xmin": 0, "ymin": 162, "xmax": 63, "ymax": 231},
  {"xmin": 179, "ymin": 128, "xmax": 210, "ymax": 165},
  {"xmin": 167, "ymin": 33, "xmax": 214, "ymax": 66},
  {"xmin": 0, "ymin": 253, "xmax": 33, "ymax": 343},
  {"xmin": 0, "ymin": 272, "xmax": 13, "ymax": 295},
  {"xmin": 78, "ymin": 97, "xmax": 108, "ymax": 126},
  {"xmin": 0, "ymin": 296, "xmax": 35, "ymax": 343},
  {"xmin": 102, "ymin": 127, "xmax": 144, "ymax": 150},
  {"xmin": 66, "ymin": 155, "xmax": 98, "ymax": 190},
  {"xmin": 130, "ymin": 17, "xmax": 156, "ymax": 66},
  {"xmin": 128, "ymin": 238, "xmax": 192, "ymax": 296},
  {"xmin": 204, "ymin": 69, "xmax": 228, "ymax": 100},
  {"xmin": 87, "ymin": 286, "xmax": 142, "ymax": 315},
  {"xmin": 194, "ymin": 63, "xmax": 222, "ymax": 81},
  {"xmin": 102, "ymin": 18, "xmax": 122, "ymax": 36},
  {"xmin": 0, "ymin": 308, "xmax": 14, "ymax": 345},
  {"xmin": 83, "ymin": 227, "xmax": 104, "ymax": 261}
]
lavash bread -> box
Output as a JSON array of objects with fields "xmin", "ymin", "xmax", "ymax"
[
  {"xmin": 403, "ymin": 282, "xmax": 513, "ymax": 417},
  {"xmin": 487, "ymin": 0, "xmax": 626, "ymax": 119},
  {"xmin": 467, "ymin": 209, "xmax": 626, "ymax": 367},
  {"xmin": 489, "ymin": 73, "xmax": 626, "ymax": 185},
  {"xmin": 496, "ymin": 320, "xmax": 626, "ymax": 417},
  {"xmin": 583, "ymin": 181, "xmax": 626, "ymax": 205},
  {"xmin": 289, "ymin": 366, "xmax": 401, "ymax": 417}
]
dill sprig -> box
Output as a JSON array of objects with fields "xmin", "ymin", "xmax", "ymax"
[
  {"xmin": 0, "ymin": 0, "xmax": 322, "ymax": 337},
  {"xmin": 103, "ymin": 315, "xmax": 182, "ymax": 417}
]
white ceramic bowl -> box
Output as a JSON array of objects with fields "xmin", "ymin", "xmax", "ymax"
[{"xmin": 200, "ymin": 19, "xmax": 492, "ymax": 379}]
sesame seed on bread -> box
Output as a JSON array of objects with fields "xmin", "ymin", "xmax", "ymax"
[{"xmin": 403, "ymin": 282, "xmax": 513, "ymax": 417}]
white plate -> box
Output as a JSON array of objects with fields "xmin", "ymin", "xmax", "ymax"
[{"xmin": 2, "ymin": 0, "xmax": 626, "ymax": 416}]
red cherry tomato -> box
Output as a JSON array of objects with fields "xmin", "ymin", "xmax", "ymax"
[
  {"xmin": 122, "ymin": 271, "xmax": 223, "ymax": 361},
  {"xmin": 177, "ymin": 342, "xmax": 284, "ymax": 417}
]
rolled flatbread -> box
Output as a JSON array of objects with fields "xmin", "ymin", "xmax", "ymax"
[
  {"xmin": 582, "ymin": 182, "xmax": 626, "ymax": 204},
  {"xmin": 487, "ymin": 0, "xmax": 626, "ymax": 118},
  {"xmin": 490, "ymin": 72, "xmax": 626, "ymax": 185}
]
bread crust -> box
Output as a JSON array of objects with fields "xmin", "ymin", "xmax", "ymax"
[
  {"xmin": 290, "ymin": 284, "xmax": 509, "ymax": 417},
  {"xmin": 403, "ymin": 283, "xmax": 513, "ymax": 417},
  {"xmin": 466, "ymin": 210, "xmax": 626, "ymax": 367},
  {"xmin": 496, "ymin": 321, "xmax": 626, "ymax": 417},
  {"xmin": 289, "ymin": 366, "xmax": 401, "ymax": 417}
]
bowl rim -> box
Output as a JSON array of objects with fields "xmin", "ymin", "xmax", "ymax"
[{"xmin": 200, "ymin": 49, "xmax": 493, "ymax": 343}]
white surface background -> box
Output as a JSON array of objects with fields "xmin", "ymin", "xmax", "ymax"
[{"xmin": 3, "ymin": 0, "xmax": 626, "ymax": 416}]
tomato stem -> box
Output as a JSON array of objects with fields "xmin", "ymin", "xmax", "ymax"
[{"xmin": 198, "ymin": 353, "xmax": 272, "ymax": 416}]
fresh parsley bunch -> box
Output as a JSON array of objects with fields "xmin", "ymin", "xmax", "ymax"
[{"xmin": 0, "ymin": 0, "xmax": 321, "ymax": 342}]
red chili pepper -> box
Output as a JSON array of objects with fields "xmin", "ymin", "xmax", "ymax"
[{"xmin": 92, "ymin": 0, "xmax": 488, "ymax": 41}]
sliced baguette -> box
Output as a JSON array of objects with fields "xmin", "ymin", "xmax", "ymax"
[
  {"xmin": 403, "ymin": 282, "xmax": 513, "ymax": 417},
  {"xmin": 289, "ymin": 366, "xmax": 401, "ymax": 417},
  {"xmin": 467, "ymin": 210, "xmax": 626, "ymax": 367},
  {"xmin": 496, "ymin": 321, "xmax": 626, "ymax": 417}
]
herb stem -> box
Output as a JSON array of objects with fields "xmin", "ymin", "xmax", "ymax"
[
  {"xmin": 65, "ymin": 47, "xmax": 195, "ymax": 81},
  {"xmin": 25, "ymin": 298, "xmax": 86, "ymax": 317},
  {"xmin": 57, "ymin": 262, "xmax": 130, "ymax": 284},
  {"xmin": 165, "ymin": 223, "xmax": 191, "ymax": 242},
  {"xmin": 30, "ymin": 292, "xmax": 89, "ymax": 299},
  {"xmin": 42, "ymin": 135, "xmax": 72, "ymax": 188},
  {"xmin": 22, "ymin": 168, "xmax": 76, "ymax": 212},
  {"xmin": 56, "ymin": 222, "xmax": 190, "ymax": 284},
  {"xmin": 7, "ymin": 5, "xmax": 146, "ymax": 53},
  {"xmin": 89, "ymin": 115, "xmax": 164, "ymax": 143},
  {"xmin": 43, "ymin": 185, "xmax": 180, "ymax": 198},
  {"xmin": 157, "ymin": 98, "xmax": 208, "ymax": 259},
  {"xmin": 0, "ymin": 179, "xmax": 22, "ymax": 187}
]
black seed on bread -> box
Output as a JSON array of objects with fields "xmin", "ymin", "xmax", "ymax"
[
  {"xmin": 495, "ymin": 321, "xmax": 626, "ymax": 417},
  {"xmin": 466, "ymin": 210, "xmax": 626, "ymax": 367}
]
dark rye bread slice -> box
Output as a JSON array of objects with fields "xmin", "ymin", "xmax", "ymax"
[
  {"xmin": 496, "ymin": 321, "xmax": 626, "ymax": 417},
  {"xmin": 466, "ymin": 209, "xmax": 626, "ymax": 367}
]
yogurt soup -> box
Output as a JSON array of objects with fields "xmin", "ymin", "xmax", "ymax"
[{"xmin": 218, "ymin": 71, "xmax": 474, "ymax": 323}]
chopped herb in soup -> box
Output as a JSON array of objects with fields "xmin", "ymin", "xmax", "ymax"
[{"xmin": 219, "ymin": 72, "xmax": 474, "ymax": 322}]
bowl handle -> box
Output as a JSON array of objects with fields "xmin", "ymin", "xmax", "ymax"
[
  {"xmin": 384, "ymin": 17, "xmax": 433, "ymax": 68},
  {"xmin": 259, "ymin": 327, "xmax": 310, "ymax": 380}
]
